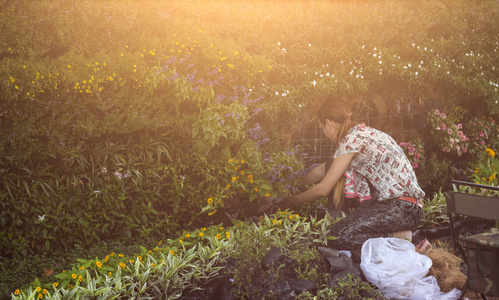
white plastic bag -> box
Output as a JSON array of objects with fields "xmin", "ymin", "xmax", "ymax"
[{"xmin": 360, "ymin": 237, "xmax": 461, "ymax": 300}]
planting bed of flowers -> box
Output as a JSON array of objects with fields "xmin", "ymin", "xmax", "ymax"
[{"xmin": 1, "ymin": 0, "xmax": 498, "ymax": 299}]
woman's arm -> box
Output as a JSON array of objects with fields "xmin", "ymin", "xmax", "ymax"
[
  {"xmin": 288, "ymin": 153, "xmax": 356, "ymax": 206},
  {"xmin": 300, "ymin": 162, "xmax": 326, "ymax": 188}
]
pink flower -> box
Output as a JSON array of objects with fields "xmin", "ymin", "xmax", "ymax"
[
  {"xmin": 414, "ymin": 152, "xmax": 421, "ymax": 159},
  {"xmin": 412, "ymin": 162, "xmax": 419, "ymax": 169},
  {"xmin": 434, "ymin": 109, "xmax": 440, "ymax": 115},
  {"xmin": 443, "ymin": 146, "xmax": 451, "ymax": 152},
  {"xmin": 447, "ymin": 129, "xmax": 453, "ymax": 135},
  {"xmin": 440, "ymin": 113, "xmax": 447, "ymax": 119},
  {"xmin": 440, "ymin": 123, "xmax": 447, "ymax": 130},
  {"xmin": 449, "ymin": 138, "xmax": 455, "ymax": 145},
  {"xmin": 463, "ymin": 147, "xmax": 468, "ymax": 153}
]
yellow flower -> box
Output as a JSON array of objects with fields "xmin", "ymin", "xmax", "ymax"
[
  {"xmin": 14, "ymin": 290, "xmax": 20, "ymax": 295},
  {"xmin": 227, "ymin": 63, "xmax": 234, "ymax": 69},
  {"xmin": 118, "ymin": 254, "xmax": 124, "ymax": 257},
  {"xmin": 78, "ymin": 275, "xmax": 82, "ymax": 282},
  {"xmin": 43, "ymin": 289, "xmax": 47, "ymax": 294},
  {"xmin": 179, "ymin": 239, "xmax": 183, "ymax": 243},
  {"xmin": 119, "ymin": 262, "xmax": 126, "ymax": 269},
  {"xmin": 228, "ymin": 159, "xmax": 233, "ymax": 164},
  {"xmin": 129, "ymin": 259, "xmax": 135, "ymax": 264},
  {"xmin": 71, "ymin": 273, "xmax": 77, "ymax": 279},
  {"xmin": 67, "ymin": 65, "xmax": 71, "ymax": 69},
  {"xmin": 170, "ymin": 250, "xmax": 174, "ymax": 255},
  {"xmin": 38, "ymin": 294, "xmax": 43, "ymax": 299},
  {"xmin": 216, "ymin": 234, "xmax": 221, "ymax": 239},
  {"xmin": 272, "ymin": 219, "xmax": 277, "ymax": 224},
  {"xmin": 36, "ymin": 287, "xmax": 41, "ymax": 292},
  {"xmin": 96, "ymin": 261, "xmax": 102, "ymax": 268},
  {"xmin": 254, "ymin": 188, "xmax": 259, "ymax": 192},
  {"xmin": 231, "ymin": 177, "xmax": 236, "ymax": 181},
  {"xmin": 226, "ymin": 184, "xmax": 231, "ymax": 189},
  {"xmin": 68, "ymin": 284, "xmax": 73, "ymax": 289},
  {"xmin": 226, "ymin": 231, "xmax": 230, "ymax": 238},
  {"xmin": 108, "ymin": 272, "xmax": 112, "ymax": 277},
  {"xmin": 207, "ymin": 197, "xmax": 213, "ymax": 204},
  {"xmin": 289, "ymin": 215, "xmax": 294, "ymax": 220},
  {"xmin": 199, "ymin": 232, "xmax": 204, "ymax": 237},
  {"xmin": 53, "ymin": 282, "xmax": 58, "ymax": 288},
  {"xmin": 208, "ymin": 209, "xmax": 217, "ymax": 216},
  {"xmin": 104, "ymin": 255, "xmax": 109, "ymax": 262},
  {"xmin": 265, "ymin": 193, "xmax": 270, "ymax": 197},
  {"xmin": 486, "ymin": 148, "xmax": 496, "ymax": 157}
]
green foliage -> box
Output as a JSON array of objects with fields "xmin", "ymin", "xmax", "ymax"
[
  {"xmin": 418, "ymin": 190, "xmax": 450, "ymax": 228},
  {"xmin": 471, "ymin": 148, "xmax": 498, "ymax": 186},
  {"xmin": 229, "ymin": 212, "xmax": 336, "ymax": 299},
  {"xmin": 7, "ymin": 212, "xmax": 367, "ymax": 299},
  {"xmin": 1, "ymin": 1, "xmax": 499, "ymax": 298}
]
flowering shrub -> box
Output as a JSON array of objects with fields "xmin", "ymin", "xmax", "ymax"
[
  {"xmin": 399, "ymin": 139, "xmax": 425, "ymax": 170},
  {"xmin": 428, "ymin": 109, "xmax": 470, "ymax": 157},
  {"xmin": 465, "ymin": 117, "xmax": 497, "ymax": 156},
  {"xmin": 399, "ymin": 138, "xmax": 456, "ymax": 194}
]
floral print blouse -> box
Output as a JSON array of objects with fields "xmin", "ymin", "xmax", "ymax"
[{"xmin": 334, "ymin": 123, "xmax": 425, "ymax": 202}]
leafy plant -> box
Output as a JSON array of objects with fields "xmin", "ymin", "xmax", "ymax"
[
  {"xmin": 470, "ymin": 148, "xmax": 498, "ymax": 186},
  {"xmin": 418, "ymin": 190, "xmax": 450, "ymax": 228}
]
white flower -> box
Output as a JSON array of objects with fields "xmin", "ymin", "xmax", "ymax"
[
  {"xmin": 101, "ymin": 167, "xmax": 107, "ymax": 173},
  {"xmin": 277, "ymin": 42, "xmax": 281, "ymax": 46},
  {"xmin": 38, "ymin": 215, "xmax": 45, "ymax": 221},
  {"xmin": 114, "ymin": 171, "xmax": 122, "ymax": 180},
  {"xmin": 311, "ymin": 80, "xmax": 317, "ymax": 86},
  {"xmin": 308, "ymin": 43, "xmax": 312, "ymax": 47}
]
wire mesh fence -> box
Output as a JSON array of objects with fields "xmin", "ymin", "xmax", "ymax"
[{"xmin": 293, "ymin": 97, "xmax": 432, "ymax": 165}]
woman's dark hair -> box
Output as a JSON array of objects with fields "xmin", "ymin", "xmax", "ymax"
[
  {"xmin": 317, "ymin": 97, "xmax": 357, "ymax": 210},
  {"xmin": 317, "ymin": 97, "xmax": 355, "ymax": 146}
]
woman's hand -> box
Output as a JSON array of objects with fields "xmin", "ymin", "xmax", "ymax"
[{"xmin": 280, "ymin": 195, "xmax": 300, "ymax": 209}]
